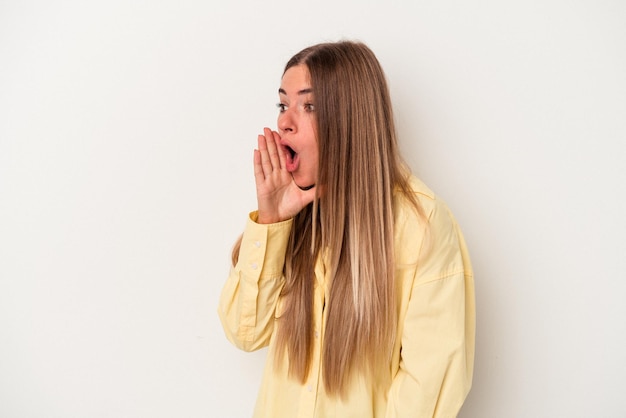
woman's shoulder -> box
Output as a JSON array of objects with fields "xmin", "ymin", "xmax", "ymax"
[
  {"xmin": 394, "ymin": 174, "xmax": 467, "ymax": 268},
  {"xmin": 406, "ymin": 174, "xmax": 435, "ymax": 200},
  {"xmin": 394, "ymin": 173, "xmax": 461, "ymax": 234},
  {"xmin": 394, "ymin": 174, "xmax": 441, "ymax": 221}
]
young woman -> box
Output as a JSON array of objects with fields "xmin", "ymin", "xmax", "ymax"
[{"xmin": 218, "ymin": 41, "xmax": 475, "ymax": 418}]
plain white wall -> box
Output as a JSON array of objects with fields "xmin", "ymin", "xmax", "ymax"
[{"xmin": 1, "ymin": 1, "xmax": 625, "ymax": 417}]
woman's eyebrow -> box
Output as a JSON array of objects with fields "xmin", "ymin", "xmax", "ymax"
[{"xmin": 278, "ymin": 88, "xmax": 313, "ymax": 95}]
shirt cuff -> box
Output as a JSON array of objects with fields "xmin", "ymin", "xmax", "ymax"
[{"xmin": 237, "ymin": 211, "xmax": 293, "ymax": 281}]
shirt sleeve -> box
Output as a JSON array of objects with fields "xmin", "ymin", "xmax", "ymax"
[
  {"xmin": 218, "ymin": 211, "xmax": 293, "ymax": 352},
  {"xmin": 386, "ymin": 201, "xmax": 475, "ymax": 418}
]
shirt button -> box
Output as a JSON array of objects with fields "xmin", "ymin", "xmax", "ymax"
[
  {"xmin": 251, "ymin": 262, "xmax": 258, "ymax": 270},
  {"xmin": 254, "ymin": 240, "xmax": 261, "ymax": 248},
  {"xmin": 307, "ymin": 384, "xmax": 313, "ymax": 392}
]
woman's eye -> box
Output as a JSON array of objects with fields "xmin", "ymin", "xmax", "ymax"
[
  {"xmin": 276, "ymin": 103, "xmax": 287, "ymax": 112},
  {"xmin": 304, "ymin": 103, "xmax": 315, "ymax": 112}
]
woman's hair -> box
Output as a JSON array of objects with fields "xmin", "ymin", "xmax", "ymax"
[{"xmin": 234, "ymin": 40, "xmax": 423, "ymax": 397}]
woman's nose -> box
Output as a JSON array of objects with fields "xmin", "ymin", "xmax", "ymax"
[{"xmin": 277, "ymin": 111, "xmax": 295, "ymax": 134}]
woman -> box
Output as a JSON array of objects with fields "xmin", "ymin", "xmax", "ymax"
[{"xmin": 218, "ymin": 40, "xmax": 475, "ymax": 417}]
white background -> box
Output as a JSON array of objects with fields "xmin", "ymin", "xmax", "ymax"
[{"xmin": 1, "ymin": 1, "xmax": 625, "ymax": 417}]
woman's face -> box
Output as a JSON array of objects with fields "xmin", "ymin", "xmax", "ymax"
[{"xmin": 277, "ymin": 64, "xmax": 318, "ymax": 190}]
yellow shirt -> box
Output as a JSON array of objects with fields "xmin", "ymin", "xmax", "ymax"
[{"xmin": 218, "ymin": 176, "xmax": 475, "ymax": 418}]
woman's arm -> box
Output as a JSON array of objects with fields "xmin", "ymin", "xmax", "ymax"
[
  {"xmin": 217, "ymin": 212, "xmax": 293, "ymax": 352},
  {"xmin": 219, "ymin": 127, "xmax": 314, "ymax": 350}
]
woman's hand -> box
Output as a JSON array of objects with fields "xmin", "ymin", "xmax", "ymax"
[{"xmin": 253, "ymin": 128, "xmax": 316, "ymax": 224}]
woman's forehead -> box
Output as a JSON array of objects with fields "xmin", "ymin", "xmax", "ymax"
[{"xmin": 280, "ymin": 65, "xmax": 312, "ymax": 95}]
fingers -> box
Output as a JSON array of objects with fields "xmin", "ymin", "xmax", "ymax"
[
  {"xmin": 272, "ymin": 130, "xmax": 287, "ymax": 169},
  {"xmin": 257, "ymin": 128, "xmax": 282, "ymax": 178},
  {"xmin": 253, "ymin": 148, "xmax": 264, "ymax": 186},
  {"xmin": 265, "ymin": 128, "xmax": 282, "ymax": 171},
  {"xmin": 257, "ymin": 135, "xmax": 272, "ymax": 178}
]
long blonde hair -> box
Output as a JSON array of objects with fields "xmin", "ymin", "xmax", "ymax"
[{"xmin": 235, "ymin": 41, "xmax": 423, "ymax": 397}]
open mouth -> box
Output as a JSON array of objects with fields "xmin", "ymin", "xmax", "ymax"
[{"xmin": 283, "ymin": 145, "xmax": 299, "ymax": 173}]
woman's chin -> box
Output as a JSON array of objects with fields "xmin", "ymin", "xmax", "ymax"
[
  {"xmin": 297, "ymin": 183, "xmax": 315, "ymax": 191},
  {"xmin": 293, "ymin": 174, "xmax": 316, "ymax": 191}
]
